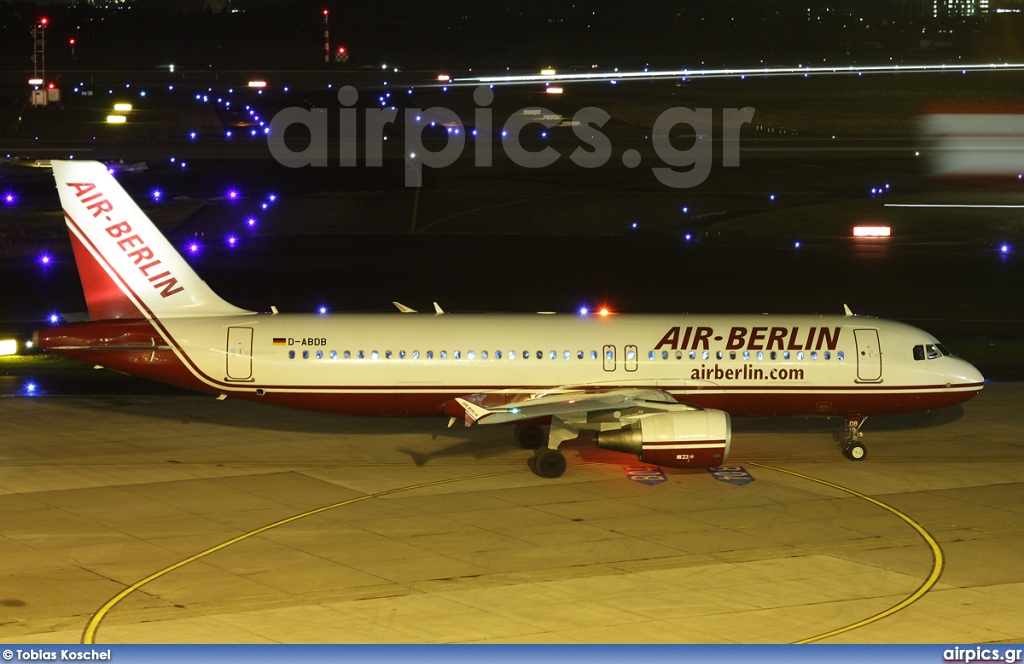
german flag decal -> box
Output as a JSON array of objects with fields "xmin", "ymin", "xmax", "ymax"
[{"xmin": 272, "ymin": 338, "xmax": 287, "ymax": 345}]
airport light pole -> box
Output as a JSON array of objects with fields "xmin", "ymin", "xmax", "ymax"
[
  {"xmin": 323, "ymin": 9, "xmax": 329, "ymax": 63},
  {"xmin": 32, "ymin": 17, "xmax": 47, "ymax": 84}
]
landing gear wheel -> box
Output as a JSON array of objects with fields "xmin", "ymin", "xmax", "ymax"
[
  {"xmin": 514, "ymin": 424, "xmax": 546, "ymax": 449},
  {"xmin": 533, "ymin": 448, "xmax": 567, "ymax": 478},
  {"xmin": 844, "ymin": 442, "xmax": 867, "ymax": 461}
]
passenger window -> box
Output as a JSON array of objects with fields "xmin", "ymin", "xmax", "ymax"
[
  {"xmin": 455, "ymin": 350, "xmax": 461, "ymax": 359},
  {"xmin": 288, "ymin": 350, "xmax": 295, "ymax": 359},
  {"xmin": 303, "ymin": 350, "xmax": 309, "ymax": 359},
  {"xmin": 399, "ymin": 350, "xmax": 406, "ymax": 359},
  {"xmin": 538, "ymin": 350, "xmax": 544, "ymax": 360},
  {"xmin": 467, "ymin": 350, "xmax": 475, "ymax": 360},
  {"xmin": 651, "ymin": 351, "xmax": 657, "ymax": 361},
  {"xmin": 564, "ymin": 351, "xmax": 571, "ymax": 360},
  {"xmin": 509, "ymin": 350, "xmax": 516, "ymax": 359},
  {"xmin": 441, "ymin": 350, "xmax": 448, "ymax": 359},
  {"xmin": 550, "ymin": 350, "xmax": 556, "ymax": 360},
  {"xmin": 838, "ymin": 351, "xmax": 845, "ymax": 360},
  {"xmin": 702, "ymin": 350, "xmax": 709, "ymax": 360},
  {"xmin": 577, "ymin": 350, "xmax": 583, "ymax": 360},
  {"xmin": 385, "ymin": 350, "xmax": 392, "ymax": 359},
  {"xmin": 810, "ymin": 351, "xmax": 817, "ymax": 360},
  {"xmin": 495, "ymin": 351, "xmax": 502, "ymax": 359},
  {"xmin": 606, "ymin": 349, "xmax": 613, "ymax": 361},
  {"xmin": 743, "ymin": 351, "xmax": 750, "ymax": 361},
  {"xmin": 358, "ymin": 350, "xmax": 365, "ymax": 359},
  {"xmin": 729, "ymin": 351, "xmax": 736, "ymax": 360},
  {"xmin": 783, "ymin": 351, "xmax": 790, "ymax": 360},
  {"xmin": 343, "ymin": 350, "xmax": 350, "ymax": 359},
  {"xmin": 689, "ymin": 351, "xmax": 696, "ymax": 360},
  {"xmin": 371, "ymin": 350, "xmax": 379, "ymax": 360},
  {"xmin": 591, "ymin": 350, "xmax": 598, "ymax": 360},
  {"xmin": 824, "ymin": 351, "xmax": 830, "ymax": 360},
  {"xmin": 770, "ymin": 351, "xmax": 777, "ymax": 360},
  {"xmin": 523, "ymin": 351, "xmax": 530, "ymax": 359},
  {"xmin": 716, "ymin": 351, "xmax": 723, "ymax": 360},
  {"xmin": 316, "ymin": 350, "xmax": 323, "ymax": 360},
  {"xmin": 797, "ymin": 351, "xmax": 804, "ymax": 360},
  {"xmin": 675, "ymin": 351, "xmax": 682, "ymax": 360},
  {"xmin": 756, "ymin": 351, "xmax": 763, "ymax": 361},
  {"xmin": 427, "ymin": 350, "xmax": 434, "ymax": 359},
  {"xmin": 331, "ymin": 350, "xmax": 338, "ymax": 359},
  {"xmin": 413, "ymin": 350, "xmax": 420, "ymax": 359}
]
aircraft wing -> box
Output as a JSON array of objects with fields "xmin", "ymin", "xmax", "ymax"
[{"xmin": 455, "ymin": 387, "xmax": 684, "ymax": 426}]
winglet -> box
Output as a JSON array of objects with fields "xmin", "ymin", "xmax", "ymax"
[
  {"xmin": 393, "ymin": 301, "xmax": 417, "ymax": 313},
  {"xmin": 433, "ymin": 302, "xmax": 445, "ymax": 315},
  {"xmin": 455, "ymin": 398, "xmax": 491, "ymax": 426},
  {"xmin": 843, "ymin": 304, "xmax": 854, "ymax": 317}
]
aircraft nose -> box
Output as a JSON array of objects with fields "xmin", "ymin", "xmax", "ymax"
[{"xmin": 958, "ymin": 358, "xmax": 985, "ymax": 385}]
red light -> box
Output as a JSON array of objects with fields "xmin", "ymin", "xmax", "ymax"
[
  {"xmin": 40, "ymin": 17, "xmax": 48, "ymax": 25},
  {"xmin": 47, "ymin": 82, "xmax": 54, "ymax": 89},
  {"xmin": 69, "ymin": 38, "xmax": 75, "ymax": 45},
  {"xmin": 338, "ymin": 46, "xmax": 346, "ymax": 53},
  {"xmin": 322, "ymin": 9, "xmax": 328, "ymax": 15}
]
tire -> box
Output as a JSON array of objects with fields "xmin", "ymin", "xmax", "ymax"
[
  {"xmin": 534, "ymin": 448, "xmax": 567, "ymax": 478},
  {"xmin": 515, "ymin": 424, "xmax": 546, "ymax": 449},
  {"xmin": 845, "ymin": 442, "xmax": 867, "ymax": 461}
]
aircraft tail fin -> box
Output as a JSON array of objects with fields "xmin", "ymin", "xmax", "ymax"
[{"xmin": 51, "ymin": 160, "xmax": 252, "ymax": 320}]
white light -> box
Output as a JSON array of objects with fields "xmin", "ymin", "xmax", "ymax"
[
  {"xmin": 0, "ymin": 339, "xmax": 17, "ymax": 356},
  {"xmin": 853, "ymin": 226, "xmax": 891, "ymax": 237},
  {"xmin": 437, "ymin": 74, "xmax": 450, "ymax": 81},
  {"xmin": 106, "ymin": 115, "xmax": 127, "ymax": 124},
  {"xmin": 113, "ymin": 103, "xmax": 132, "ymax": 111},
  {"xmin": 248, "ymin": 80, "xmax": 267, "ymax": 88},
  {"xmin": 546, "ymin": 86, "xmax": 564, "ymax": 94},
  {"xmin": 541, "ymin": 68, "xmax": 556, "ymax": 76},
  {"xmin": 28, "ymin": 78, "xmax": 43, "ymax": 86}
]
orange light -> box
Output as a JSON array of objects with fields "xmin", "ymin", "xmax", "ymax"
[
  {"xmin": 853, "ymin": 226, "xmax": 891, "ymax": 237},
  {"xmin": 599, "ymin": 308, "xmax": 610, "ymax": 317}
]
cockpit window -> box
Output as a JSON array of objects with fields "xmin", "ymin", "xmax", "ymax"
[{"xmin": 914, "ymin": 343, "xmax": 951, "ymax": 361}]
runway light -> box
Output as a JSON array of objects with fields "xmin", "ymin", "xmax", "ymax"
[
  {"xmin": 248, "ymin": 80, "xmax": 267, "ymax": 88},
  {"xmin": 188, "ymin": 242, "xmax": 200, "ymax": 254},
  {"xmin": 25, "ymin": 382, "xmax": 37, "ymax": 395},
  {"xmin": 247, "ymin": 217, "xmax": 256, "ymax": 227},
  {"xmin": 541, "ymin": 68, "xmax": 556, "ymax": 76},
  {"xmin": 152, "ymin": 189, "xmax": 161, "ymax": 200},
  {"xmin": 769, "ymin": 194, "xmax": 776, "ymax": 201},
  {"xmin": 0, "ymin": 339, "xmax": 16, "ymax": 356},
  {"xmin": 1001, "ymin": 244, "xmax": 1011, "ymax": 254},
  {"xmin": 106, "ymin": 115, "xmax": 126, "ymax": 124},
  {"xmin": 190, "ymin": 132, "xmax": 197, "ymax": 139},
  {"xmin": 682, "ymin": 206, "xmax": 688, "ymax": 213},
  {"xmin": 227, "ymin": 235, "xmax": 237, "ymax": 246},
  {"xmin": 437, "ymin": 74, "xmax": 450, "ymax": 82},
  {"xmin": 318, "ymin": 306, "xmax": 328, "ymax": 315},
  {"xmin": 631, "ymin": 222, "xmax": 638, "ymax": 229},
  {"xmin": 579, "ymin": 307, "xmax": 588, "ymax": 315},
  {"xmin": 227, "ymin": 189, "xmax": 238, "ymax": 200},
  {"xmin": 684, "ymin": 234, "xmax": 692, "ymax": 241},
  {"xmin": 546, "ymin": 86, "xmax": 564, "ymax": 94},
  {"xmin": 39, "ymin": 253, "xmax": 51, "ymax": 266},
  {"xmin": 49, "ymin": 314, "xmax": 59, "ymax": 324},
  {"xmin": 268, "ymin": 194, "xmax": 276, "ymax": 202},
  {"xmin": 113, "ymin": 103, "xmax": 132, "ymax": 111},
  {"xmin": 853, "ymin": 226, "xmax": 891, "ymax": 237},
  {"xmin": 794, "ymin": 241, "xmax": 801, "ymax": 248},
  {"xmin": 4, "ymin": 193, "xmax": 14, "ymax": 205}
]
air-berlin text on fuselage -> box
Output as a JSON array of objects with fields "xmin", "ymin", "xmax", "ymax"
[
  {"xmin": 66, "ymin": 182, "xmax": 184, "ymax": 299},
  {"xmin": 654, "ymin": 326, "xmax": 841, "ymax": 352}
]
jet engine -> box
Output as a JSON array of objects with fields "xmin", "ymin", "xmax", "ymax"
[{"xmin": 596, "ymin": 409, "xmax": 731, "ymax": 469}]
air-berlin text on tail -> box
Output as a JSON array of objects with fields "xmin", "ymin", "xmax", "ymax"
[
  {"xmin": 65, "ymin": 182, "xmax": 184, "ymax": 299},
  {"xmin": 655, "ymin": 326, "xmax": 841, "ymax": 351}
]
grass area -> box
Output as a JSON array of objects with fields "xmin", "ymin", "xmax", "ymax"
[{"xmin": 0, "ymin": 354, "xmax": 104, "ymax": 378}]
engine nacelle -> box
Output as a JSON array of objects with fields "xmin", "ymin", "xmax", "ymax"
[{"xmin": 596, "ymin": 409, "xmax": 731, "ymax": 469}]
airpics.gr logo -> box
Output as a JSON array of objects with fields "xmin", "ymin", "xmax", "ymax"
[{"xmin": 267, "ymin": 86, "xmax": 755, "ymax": 189}]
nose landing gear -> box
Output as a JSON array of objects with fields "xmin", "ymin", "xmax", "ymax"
[{"xmin": 842, "ymin": 416, "xmax": 868, "ymax": 460}]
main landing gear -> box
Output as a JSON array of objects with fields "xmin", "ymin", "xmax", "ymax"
[
  {"xmin": 841, "ymin": 416, "xmax": 868, "ymax": 461},
  {"xmin": 519, "ymin": 419, "xmax": 578, "ymax": 479}
]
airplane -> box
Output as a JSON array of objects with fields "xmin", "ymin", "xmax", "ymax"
[{"xmin": 35, "ymin": 160, "xmax": 985, "ymax": 478}]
